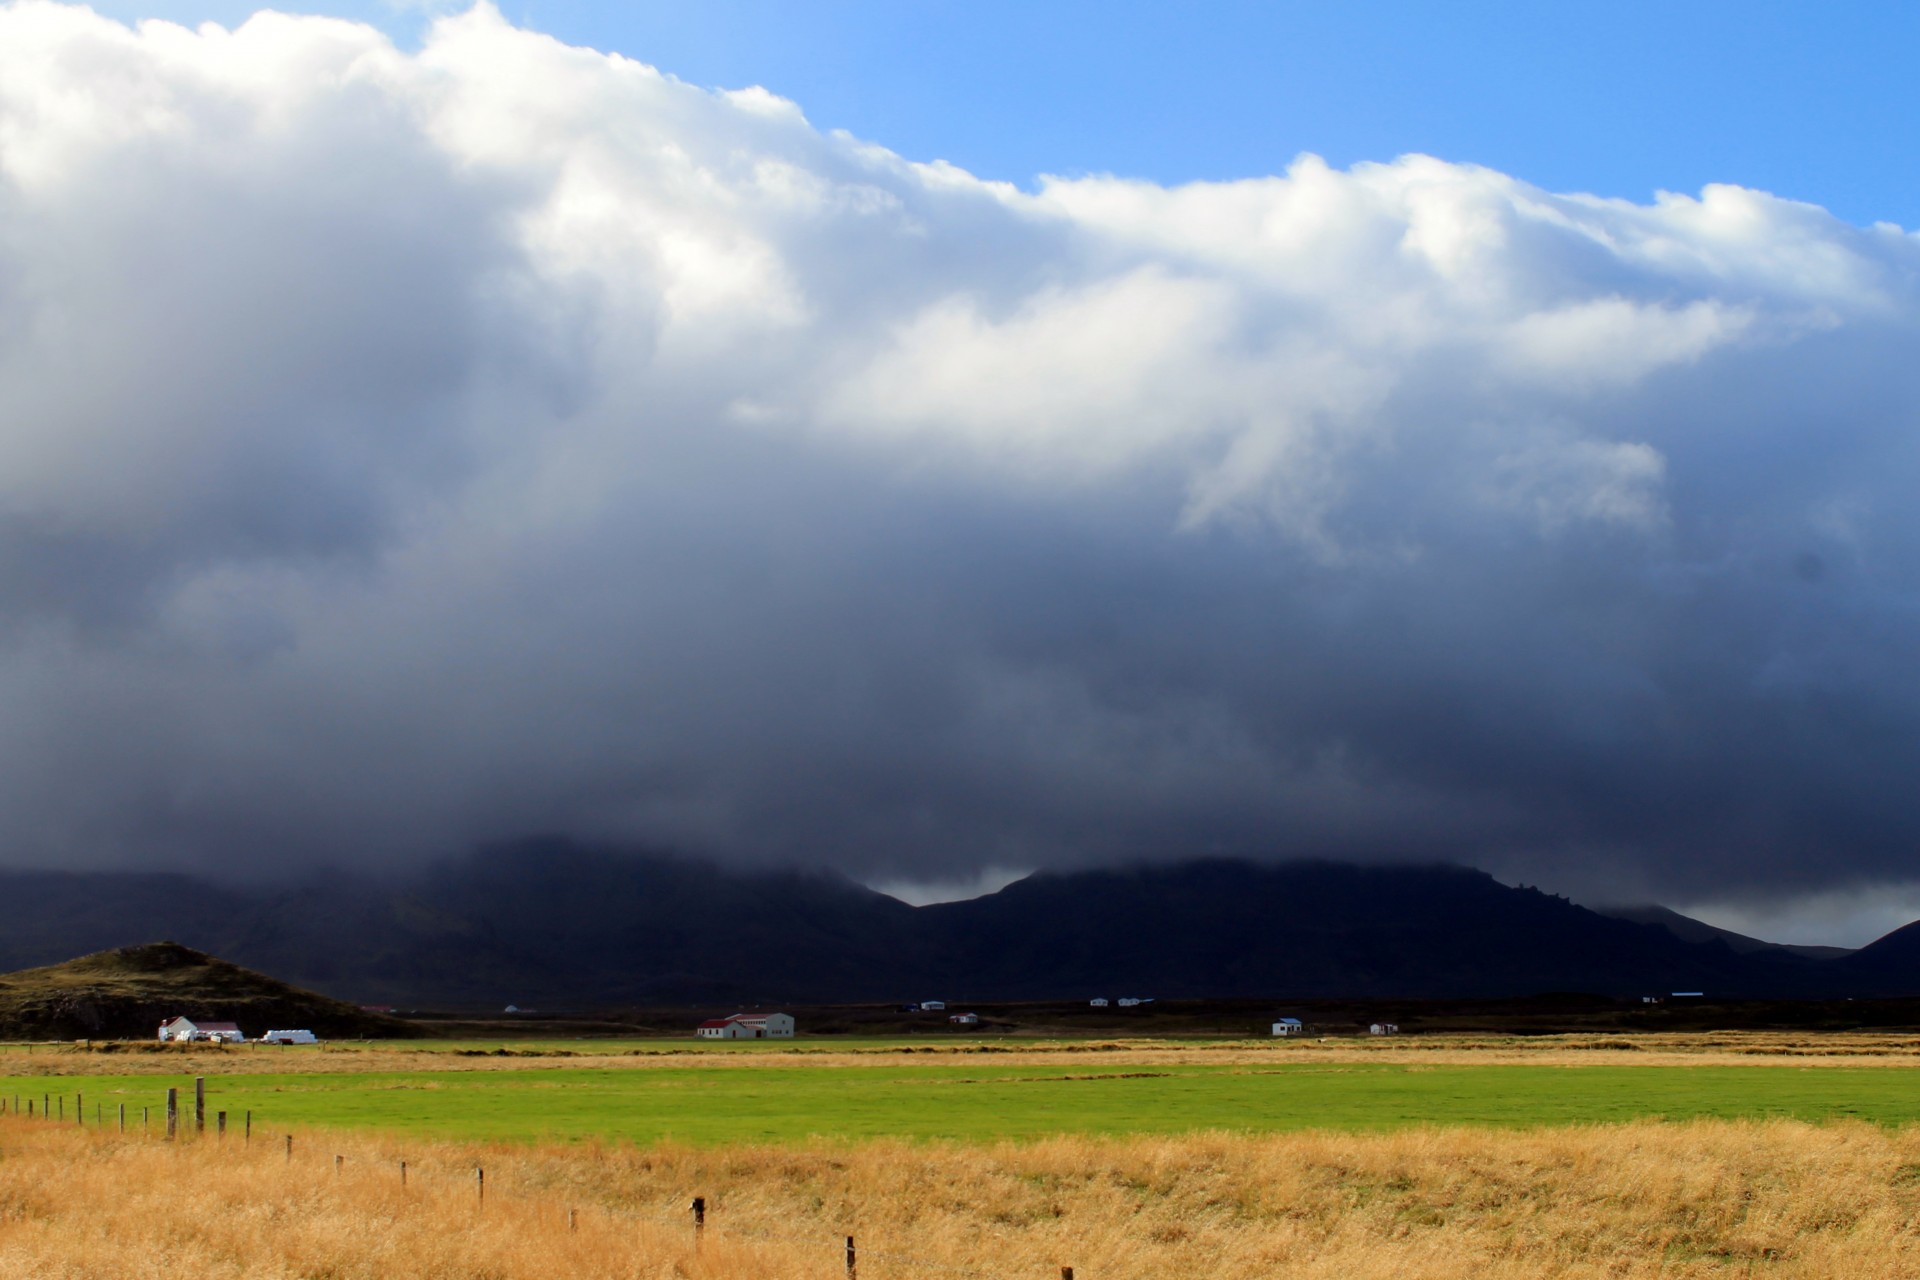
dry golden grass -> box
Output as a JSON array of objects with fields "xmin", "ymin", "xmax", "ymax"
[{"xmin": 6, "ymin": 1112, "xmax": 1920, "ymax": 1277}]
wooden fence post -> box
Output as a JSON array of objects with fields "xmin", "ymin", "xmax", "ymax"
[
  {"xmin": 119, "ymin": 1103, "xmax": 125, "ymax": 1133},
  {"xmin": 475, "ymin": 1166, "xmax": 485, "ymax": 1208},
  {"xmin": 285, "ymin": 1134, "xmax": 293, "ymax": 1163},
  {"xmin": 400, "ymin": 1160, "xmax": 408, "ymax": 1188},
  {"xmin": 335, "ymin": 1154, "xmax": 343, "ymax": 1177},
  {"xmin": 569, "ymin": 1207, "xmax": 577, "ymax": 1233},
  {"xmin": 74, "ymin": 1092, "xmax": 81, "ymax": 1124},
  {"xmin": 165, "ymin": 1088, "xmax": 177, "ymax": 1140},
  {"xmin": 217, "ymin": 1111, "xmax": 227, "ymax": 1139},
  {"xmin": 691, "ymin": 1196, "xmax": 705, "ymax": 1248},
  {"xmin": 195, "ymin": 1078, "xmax": 205, "ymax": 1135},
  {"xmin": 1062, "ymin": 1268, "xmax": 1075, "ymax": 1280},
  {"xmin": 846, "ymin": 1235, "xmax": 857, "ymax": 1278},
  {"xmin": 245, "ymin": 1110, "xmax": 251, "ymax": 1144}
]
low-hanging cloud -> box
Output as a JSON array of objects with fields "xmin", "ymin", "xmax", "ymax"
[{"xmin": 1, "ymin": 1, "xmax": 1918, "ymax": 911}]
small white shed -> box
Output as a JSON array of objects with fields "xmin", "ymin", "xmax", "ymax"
[
  {"xmin": 1271, "ymin": 1017, "xmax": 1303, "ymax": 1036},
  {"xmin": 1089, "ymin": 998, "xmax": 1109, "ymax": 1007},
  {"xmin": 1368, "ymin": 1022, "xmax": 1399, "ymax": 1036},
  {"xmin": 948, "ymin": 1012, "xmax": 980, "ymax": 1026}
]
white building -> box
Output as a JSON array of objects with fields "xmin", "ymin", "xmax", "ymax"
[
  {"xmin": 157, "ymin": 1017, "xmax": 244, "ymax": 1044},
  {"xmin": 948, "ymin": 1012, "xmax": 979, "ymax": 1026},
  {"xmin": 261, "ymin": 1029, "xmax": 318, "ymax": 1045},
  {"xmin": 1368, "ymin": 1022, "xmax": 1399, "ymax": 1036},
  {"xmin": 1271, "ymin": 1018, "xmax": 1303, "ymax": 1036},
  {"xmin": 921, "ymin": 1000, "xmax": 947, "ymax": 1011},
  {"xmin": 696, "ymin": 1012, "xmax": 797, "ymax": 1039},
  {"xmin": 1089, "ymin": 998, "xmax": 1109, "ymax": 1007}
]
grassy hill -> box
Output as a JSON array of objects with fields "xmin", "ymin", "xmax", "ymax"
[{"xmin": 0, "ymin": 941, "xmax": 419, "ymax": 1041}]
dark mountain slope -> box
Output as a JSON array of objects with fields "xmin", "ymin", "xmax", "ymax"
[
  {"xmin": 1596, "ymin": 903, "xmax": 1856, "ymax": 960},
  {"xmin": 918, "ymin": 861, "xmax": 1821, "ymax": 999}
]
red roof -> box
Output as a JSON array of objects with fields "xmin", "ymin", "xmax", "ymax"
[{"xmin": 697, "ymin": 1019, "xmax": 731, "ymax": 1029}]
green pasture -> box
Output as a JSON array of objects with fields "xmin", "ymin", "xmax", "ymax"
[{"xmin": 7, "ymin": 1060, "xmax": 1920, "ymax": 1145}]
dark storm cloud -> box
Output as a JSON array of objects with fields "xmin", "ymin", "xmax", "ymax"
[{"xmin": 1, "ymin": 3, "xmax": 1919, "ymax": 913}]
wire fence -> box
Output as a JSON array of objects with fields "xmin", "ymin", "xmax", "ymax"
[{"xmin": 0, "ymin": 1083, "xmax": 1083, "ymax": 1279}]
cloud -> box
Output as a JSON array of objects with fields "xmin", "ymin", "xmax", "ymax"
[{"xmin": 1, "ymin": 2, "xmax": 1919, "ymax": 914}]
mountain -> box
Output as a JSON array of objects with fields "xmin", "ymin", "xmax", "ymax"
[
  {"xmin": 0, "ymin": 941, "xmax": 419, "ymax": 1040},
  {"xmin": 1594, "ymin": 903, "xmax": 1856, "ymax": 960},
  {"xmin": 0, "ymin": 845, "xmax": 1902, "ymax": 1005}
]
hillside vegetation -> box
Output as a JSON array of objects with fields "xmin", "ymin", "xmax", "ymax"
[{"xmin": 0, "ymin": 942, "xmax": 418, "ymax": 1041}]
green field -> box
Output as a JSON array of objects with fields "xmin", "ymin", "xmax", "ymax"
[{"xmin": 7, "ymin": 1058, "xmax": 1920, "ymax": 1144}]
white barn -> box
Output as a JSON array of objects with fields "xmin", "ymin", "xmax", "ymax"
[
  {"xmin": 157, "ymin": 1017, "xmax": 243, "ymax": 1043},
  {"xmin": 696, "ymin": 1012, "xmax": 796, "ymax": 1040},
  {"xmin": 1271, "ymin": 1017, "xmax": 1304, "ymax": 1036},
  {"xmin": 1369, "ymin": 1022, "xmax": 1400, "ymax": 1036}
]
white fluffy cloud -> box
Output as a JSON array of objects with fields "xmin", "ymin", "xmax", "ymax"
[{"xmin": 2, "ymin": 1, "xmax": 1919, "ymax": 913}]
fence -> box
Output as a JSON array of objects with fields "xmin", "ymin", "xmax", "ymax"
[{"xmin": 0, "ymin": 1083, "xmax": 1085, "ymax": 1278}]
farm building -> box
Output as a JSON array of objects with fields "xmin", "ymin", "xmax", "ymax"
[
  {"xmin": 261, "ymin": 1029, "xmax": 318, "ymax": 1044},
  {"xmin": 1368, "ymin": 1022, "xmax": 1399, "ymax": 1036},
  {"xmin": 696, "ymin": 1012, "xmax": 796, "ymax": 1040},
  {"xmin": 1089, "ymin": 998, "xmax": 1109, "ymax": 1007},
  {"xmin": 1271, "ymin": 1017, "xmax": 1304, "ymax": 1036},
  {"xmin": 157, "ymin": 1017, "xmax": 244, "ymax": 1044},
  {"xmin": 948, "ymin": 1012, "xmax": 980, "ymax": 1026},
  {"xmin": 921, "ymin": 1000, "xmax": 947, "ymax": 1010}
]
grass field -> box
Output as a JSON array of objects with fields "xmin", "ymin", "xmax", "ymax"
[
  {"xmin": 9, "ymin": 1034, "xmax": 1920, "ymax": 1143},
  {"xmin": 10, "ymin": 1034, "xmax": 1920, "ymax": 1275}
]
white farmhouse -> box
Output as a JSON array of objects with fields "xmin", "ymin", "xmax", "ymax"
[
  {"xmin": 921, "ymin": 1000, "xmax": 947, "ymax": 1011},
  {"xmin": 1271, "ymin": 1018, "xmax": 1304, "ymax": 1036},
  {"xmin": 157, "ymin": 1017, "xmax": 244, "ymax": 1043},
  {"xmin": 696, "ymin": 1012, "xmax": 797, "ymax": 1040},
  {"xmin": 1089, "ymin": 998, "xmax": 1109, "ymax": 1007},
  {"xmin": 948, "ymin": 1012, "xmax": 980, "ymax": 1026}
]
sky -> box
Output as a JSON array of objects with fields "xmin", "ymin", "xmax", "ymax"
[{"xmin": 1, "ymin": 2, "xmax": 1918, "ymax": 943}]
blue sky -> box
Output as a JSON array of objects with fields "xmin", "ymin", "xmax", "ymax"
[{"xmin": 80, "ymin": 1, "xmax": 1918, "ymax": 228}]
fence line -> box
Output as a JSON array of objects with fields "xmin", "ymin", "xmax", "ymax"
[{"xmin": 0, "ymin": 1092, "xmax": 1076, "ymax": 1278}]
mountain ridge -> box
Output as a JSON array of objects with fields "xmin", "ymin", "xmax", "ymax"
[{"xmin": 0, "ymin": 845, "xmax": 1907, "ymax": 1006}]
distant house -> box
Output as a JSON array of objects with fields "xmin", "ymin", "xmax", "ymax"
[
  {"xmin": 921, "ymin": 1000, "xmax": 947, "ymax": 1011},
  {"xmin": 1368, "ymin": 1022, "xmax": 1399, "ymax": 1036},
  {"xmin": 696, "ymin": 1013, "xmax": 797, "ymax": 1040},
  {"xmin": 1117, "ymin": 998, "xmax": 1141, "ymax": 1007},
  {"xmin": 948, "ymin": 1012, "xmax": 980, "ymax": 1026},
  {"xmin": 157, "ymin": 1017, "xmax": 243, "ymax": 1044},
  {"xmin": 1271, "ymin": 1017, "xmax": 1304, "ymax": 1036},
  {"xmin": 261, "ymin": 1029, "xmax": 318, "ymax": 1045},
  {"xmin": 1089, "ymin": 998, "xmax": 1109, "ymax": 1008}
]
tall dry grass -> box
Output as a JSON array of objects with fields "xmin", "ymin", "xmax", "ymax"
[{"xmin": 4, "ymin": 1113, "xmax": 1920, "ymax": 1277}]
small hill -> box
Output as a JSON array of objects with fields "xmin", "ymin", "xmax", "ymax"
[{"xmin": 0, "ymin": 941, "xmax": 419, "ymax": 1041}]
